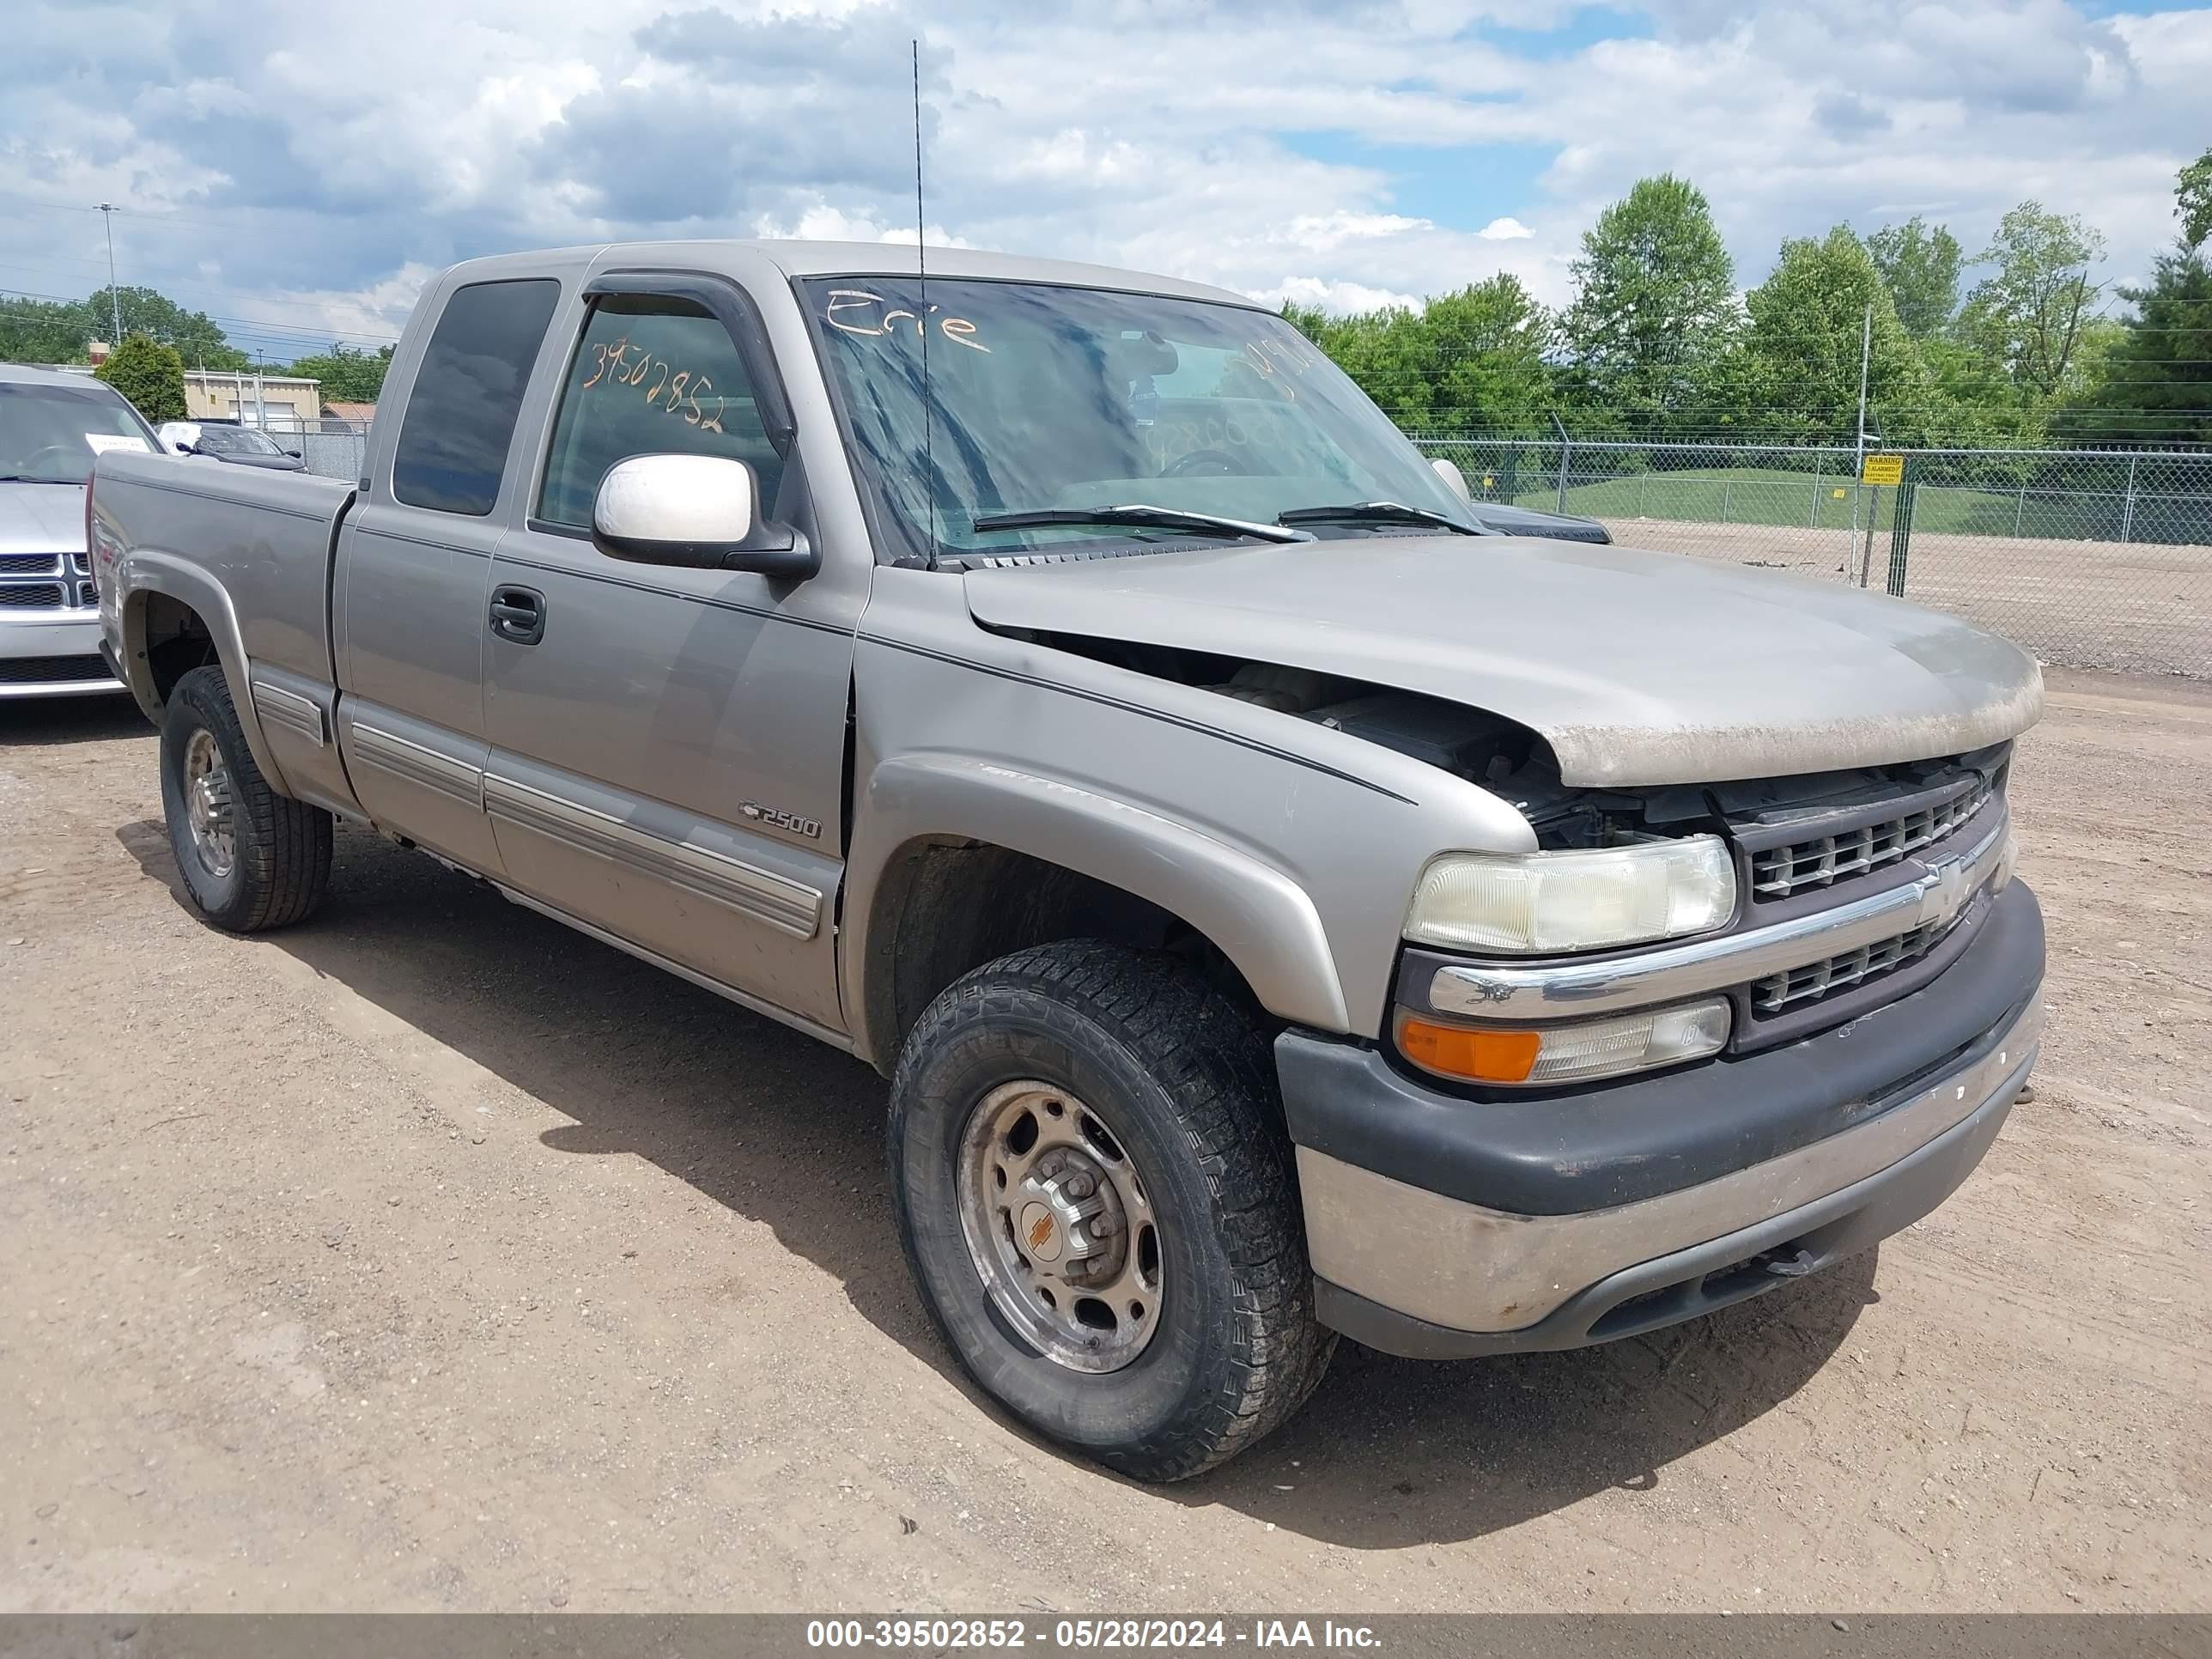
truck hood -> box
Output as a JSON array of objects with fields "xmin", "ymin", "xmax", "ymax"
[
  {"xmin": 962, "ymin": 535, "xmax": 2043, "ymax": 787},
  {"xmin": 0, "ymin": 482, "xmax": 87, "ymax": 556}
]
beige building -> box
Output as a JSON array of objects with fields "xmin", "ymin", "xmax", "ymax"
[
  {"xmin": 184, "ymin": 370, "xmax": 322, "ymax": 428},
  {"xmin": 37, "ymin": 356, "xmax": 324, "ymax": 430}
]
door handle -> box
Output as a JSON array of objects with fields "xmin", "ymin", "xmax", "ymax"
[{"xmin": 489, "ymin": 585, "xmax": 545, "ymax": 646}]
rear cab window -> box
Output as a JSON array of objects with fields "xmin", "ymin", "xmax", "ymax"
[{"xmin": 391, "ymin": 278, "xmax": 563, "ymax": 515}]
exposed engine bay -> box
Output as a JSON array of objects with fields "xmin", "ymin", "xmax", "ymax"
[{"xmin": 1023, "ymin": 632, "xmax": 2010, "ymax": 849}]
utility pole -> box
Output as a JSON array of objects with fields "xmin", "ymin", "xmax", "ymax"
[{"xmin": 97, "ymin": 204, "xmax": 125, "ymax": 343}]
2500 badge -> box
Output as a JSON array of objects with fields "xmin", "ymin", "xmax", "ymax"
[{"xmin": 740, "ymin": 800, "xmax": 823, "ymax": 839}]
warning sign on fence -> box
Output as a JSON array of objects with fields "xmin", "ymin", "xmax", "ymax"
[{"xmin": 1862, "ymin": 453, "xmax": 1905, "ymax": 486}]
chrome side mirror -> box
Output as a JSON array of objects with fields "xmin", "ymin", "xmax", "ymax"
[
  {"xmin": 591, "ymin": 453, "xmax": 817, "ymax": 579},
  {"xmin": 1431, "ymin": 456, "xmax": 1474, "ymax": 505}
]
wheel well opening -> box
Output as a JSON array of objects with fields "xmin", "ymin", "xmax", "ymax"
[
  {"xmin": 860, "ymin": 839, "xmax": 1267, "ymax": 1073},
  {"xmin": 138, "ymin": 592, "xmax": 218, "ymax": 708}
]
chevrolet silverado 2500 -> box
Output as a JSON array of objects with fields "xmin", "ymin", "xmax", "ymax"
[{"xmin": 92, "ymin": 242, "xmax": 2045, "ymax": 1480}]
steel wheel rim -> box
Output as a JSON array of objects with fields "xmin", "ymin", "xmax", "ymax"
[
  {"xmin": 182, "ymin": 727, "xmax": 237, "ymax": 879},
  {"xmin": 955, "ymin": 1079, "xmax": 1164, "ymax": 1373}
]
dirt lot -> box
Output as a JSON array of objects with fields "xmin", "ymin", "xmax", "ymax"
[
  {"xmin": 3, "ymin": 672, "xmax": 2208, "ymax": 1613},
  {"xmin": 1596, "ymin": 518, "xmax": 2212, "ymax": 679}
]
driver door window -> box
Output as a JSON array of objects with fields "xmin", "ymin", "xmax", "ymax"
[{"xmin": 535, "ymin": 297, "xmax": 781, "ymax": 527}]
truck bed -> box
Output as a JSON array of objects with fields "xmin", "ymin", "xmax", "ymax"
[{"xmin": 93, "ymin": 450, "xmax": 354, "ymax": 691}]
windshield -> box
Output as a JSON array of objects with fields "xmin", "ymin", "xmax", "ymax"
[
  {"xmin": 803, "ymin": 277, "xmax": 1475, "ymax": 562},
  {"xmin": 194, "ymin": 425, "xmax": 286, "ymax": 456},
  {"xmin": 0, "ymin": 381, "xmax": 157, "ymax": 483}
]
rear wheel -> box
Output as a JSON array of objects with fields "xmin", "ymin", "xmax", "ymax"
[
  {"xmin": 889, "ymin": 939, "xmax": 1334, "ymax": 1480},
  {"xmin": 160, "ymin": 665, "xmax": 331, "ymax": 932}
]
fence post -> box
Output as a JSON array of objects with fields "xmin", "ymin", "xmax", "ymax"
[
  {"xmin": 2120, "ymin": 454, "xmax": 2139, "ymax": 544},
  {"xmin": 1551, "ymin": 415, "xmax": 1571, "ymax": 515},
  {"xmin": 1721, "ymin": 479, "xmax": 1732, "ymax": 523},
  {"xmin": 2014, "ymin": 483, "xmax": 2026, "ymax": 538},
  {"xmin": 1886, "ymin": 462, "xmax": 1916, "ymax": 597}
]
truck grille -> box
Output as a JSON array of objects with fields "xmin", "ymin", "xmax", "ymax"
[
  {"xmin": 0, "ymin": 653, "xmax": 111, "ymax": 685},
  {"xmin": 1750, "ymin": 920, "xmax": 1947, "ymax": 1012},
  {"xmin": 0, "ymin": 581, "xmax": 66, "ymax": 610},
  {"xmin": 0, "ymin": 553, "xmax": 61, "ymax": 575},
  {"xmin": 1749, "ymin": 779, "xmax": 1991, "ymax": 900}
]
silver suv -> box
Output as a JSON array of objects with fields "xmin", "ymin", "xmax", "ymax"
[{"xmin": 1, "ymin": 363, "xmax": 153, "ymax": 697}]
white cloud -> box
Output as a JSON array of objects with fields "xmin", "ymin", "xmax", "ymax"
[
  {"xmin": 1252, "ymin": 276, "xmax": 1427, "ymax": 314},
  {"xmin": 2, "ymin": 0, "xmax": 2205, "ymax": 356}
]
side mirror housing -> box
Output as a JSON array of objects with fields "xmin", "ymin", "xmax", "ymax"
[
  {"xmin": 285, "ymin": 450, "xmax": 303, "ymax": 459},
  {"xmin": 591, "ymin": 453, "xmax": 817, "ymax": 580},
  {"xmin": 1431, "ymin": 456, "xmax": 1474, "ymax": 505}
]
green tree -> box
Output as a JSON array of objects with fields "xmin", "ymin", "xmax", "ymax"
[
  {"xmin": 2065, "ymin": 159, "xmax": 2212, "ymax": 446},
  {"xmin": 84, "ymin": 286, "xmax": 248, "ymax": 370},
  {"xmin": 1960, "ymin": 202, "xmax": 2107, "ymax": 399},
  {"xmin": 0, "ymin": 285, "xmax": 246, "ymax": 370},
  {"xmin": 0, "ymin": 295, "xmax": 89, "ymax": 363},
  {"xmin": 94, "ymin": 334, "xmax": 190, "ymax": 422},
  {"xmin": 2090, "ymin": 250, "xmax": 2212, "ymax": 443},
  {"xmin": 1865, "ymin": 216, "xmax": 1963, "ymax": 339},
  {"xmin": 1560, "ymin": 174, "xmax": 1740, "ymax": 431},
  {"xmin": 1919, "ymin": 337, "xmax": 2050, "ymax": 445},
  {"xmin": 1741, "ymin": 226, "xmax": 1933, "ymax": 443},
  {"xmin": 1420, "ymin": 276, "xmax": 1555, "ymax": 431},
  {"xmin": 1286, "ymin": 302, "xmax": 1433, "ymax": 422},
  {"xmin": 1288, "ymin": 277, "xmax": 1555, "ymax": 433},
  {"xmin": 285, "ymin": 344, "xmax": 393, "ymax": 404},
  {"xmin": 2179, "ymin": 145, "xmax": 2212, "ymax": 252}
]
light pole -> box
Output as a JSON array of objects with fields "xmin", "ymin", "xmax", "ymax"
[{"xmin": 97, "ymin": 204, "xmax": 125, "ymax": 343}]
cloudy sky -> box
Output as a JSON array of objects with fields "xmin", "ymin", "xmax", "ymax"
[{"xmin": 5, "ymin": 1, "xmax": 2209, "ymax": 362}]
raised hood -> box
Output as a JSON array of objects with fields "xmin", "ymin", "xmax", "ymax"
[{"xmin": 963, "ymin": 536, "xmax": 2043, "ymax": 788}]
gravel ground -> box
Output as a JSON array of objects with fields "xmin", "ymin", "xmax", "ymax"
[
  {"xmin": 2, "ymin": 672, "xmax": 2207, "ymax": 1613},
  {"xmin": 1598, "ymin": 519, "xmax": 2211, "ymax": 678}
]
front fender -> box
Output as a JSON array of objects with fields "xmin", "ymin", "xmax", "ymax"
[
  {"xmin": 116, "ymin": 553, "xmax": 291, "ymax": 795},
  {"xmin": 842, "ymin": 752, "xmax": 1352, "ymax": 1066}
]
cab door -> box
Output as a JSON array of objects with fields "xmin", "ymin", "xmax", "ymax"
[
  {"xmin": 481, "ymin": 272, "xmax": 857, "ymax": 1034},
  {"xmin": 335, "ymin": 274, "xmax": 564, "ymax": 873}
]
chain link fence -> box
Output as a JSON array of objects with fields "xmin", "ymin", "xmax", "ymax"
[
  {"xmin": 1415, "ymin": 436, "xmax": 2212, "ymax": 678},
  {"xmin": 295, "ymin": 418, "xmax": 369, "ymax": 483}
]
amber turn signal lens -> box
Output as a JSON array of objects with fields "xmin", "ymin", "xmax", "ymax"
[{"xmin": 1395, "ymin": 1016, "xmax": 1542, "ymax": 1084}]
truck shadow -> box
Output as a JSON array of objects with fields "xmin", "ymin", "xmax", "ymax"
[
  {"xmin": 118, "ymin": 816, "xmax": 1875, "ymax": 1549},
  {"xmin": 0, "ymin": 696, "xmax": 149, "ymax": 747}
]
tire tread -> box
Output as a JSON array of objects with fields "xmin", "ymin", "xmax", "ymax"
[
  {"xmin": 891, "ymin": 939, "xmax": 1334, "ymax": 1481},
  {"xmin": 166, "ymin": 666, "xmax": 332, "ymax": 932}
]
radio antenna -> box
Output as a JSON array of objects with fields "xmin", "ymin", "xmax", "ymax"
[{"xmin": 912, "ymin": 38, "xmax": 938, "ymax": 563}]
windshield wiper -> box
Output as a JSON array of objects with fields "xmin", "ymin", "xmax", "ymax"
[
  {"xmin": 969, "ymin": 504, "xmax": 1313, "ymax": 544},
  {"xmin": 1277, "ymin": 500, "xmax": 1488, "ymax": 536},
  {"xmin": 0, "ymin": 475, "xmax": 81, "ymax": 485}
]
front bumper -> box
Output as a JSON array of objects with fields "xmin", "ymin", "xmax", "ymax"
[
  {"xmin": 1281, "ymin": 881, "xmax": 2043, "ymax": 1356},
  {"xmin": 0, "ymin": 614, "xmax": 125, "ymax": 698}
]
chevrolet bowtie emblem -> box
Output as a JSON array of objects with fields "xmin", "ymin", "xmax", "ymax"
[{"xmin": 1915, "ymin": 857, "xmax": 1971, "ymax": 929}]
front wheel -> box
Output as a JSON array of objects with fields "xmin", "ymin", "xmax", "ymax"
[
  {"xmin": 888, "ymin": 939, "xmax": 1334, "ymax": 1480},
  {"xmin": 160, "ymin": 665, "xmax": 332, "ymax": 932}
]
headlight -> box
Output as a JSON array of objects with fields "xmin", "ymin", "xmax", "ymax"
[
  {"xmin": 1405, "ymin": 836, "xmax": 1737, "ymax": 954},
  {"xmin": 1396, "ymin": 997, "xmax": 1733, "ymax": 1087}
]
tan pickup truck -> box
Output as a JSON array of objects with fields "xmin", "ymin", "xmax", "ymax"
[{"xmin": 92, "ymin": 239, "xmax": 2044, "ymax": 1480}]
